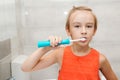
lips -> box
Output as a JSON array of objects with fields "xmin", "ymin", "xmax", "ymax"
[{"xmin": 79, "ymin": 37, "xmax": 87, "ymax": 42}]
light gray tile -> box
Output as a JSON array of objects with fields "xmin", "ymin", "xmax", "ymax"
[{"xmin": 0, "ymin": 39, "xmax": 11, "ymax": 59}]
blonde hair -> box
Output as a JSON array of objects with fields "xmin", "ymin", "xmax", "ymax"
[{"xmin": 65, "ymin": 6, "xmax": 97, "ymax": 31}]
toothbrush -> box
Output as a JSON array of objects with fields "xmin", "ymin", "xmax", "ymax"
[{"xmin": 38, "ymin": 38, "xmax": 86, "ymax": 48}]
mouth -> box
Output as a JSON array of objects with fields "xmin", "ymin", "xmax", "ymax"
[
  {"xmin": 79, "ymin": 37, "xmax": 87, "ymax": 42},
  {"xmin": 71, "ymin": 37, "xmax": 87, "ymax": 42}
]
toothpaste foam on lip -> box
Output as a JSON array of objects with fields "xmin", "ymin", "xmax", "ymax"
[{"xmin": 79, "ymin": 37, "xmax": 86, "ymax": 41}]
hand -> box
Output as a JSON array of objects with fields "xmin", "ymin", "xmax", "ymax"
[{"xmin": 48, "ymin": 36, "xmax": 62, "ymax": 47}]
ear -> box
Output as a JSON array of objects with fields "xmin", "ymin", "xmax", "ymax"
[{"xmin": 66, "ymin": 27, "xmax": 71, "ymax": 36}]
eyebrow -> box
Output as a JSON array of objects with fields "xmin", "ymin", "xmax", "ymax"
[
  {"xmin": 72, "ymin": 22, "xmax": 94, "ymax": 25},
  {"xmin": 72, "ymin": 22, "xmax": 81, "ymax": 25},
  {"xmin": 86, "ymin": 23, "xmax": 94, "ymax": 25}
]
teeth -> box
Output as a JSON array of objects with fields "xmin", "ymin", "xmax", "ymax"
[{"xmin": 80, "ymin": 37, "xmax": 86, "ymax": 41}]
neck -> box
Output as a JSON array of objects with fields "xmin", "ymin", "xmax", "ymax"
[{"xmin": 71, "ymin": 44, "xmax": 91, "ymax": 56}]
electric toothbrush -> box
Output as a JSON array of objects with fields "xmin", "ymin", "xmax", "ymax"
[{"xmin": 38, "ymin": 38, "xmax": 86, "ymax": 48}]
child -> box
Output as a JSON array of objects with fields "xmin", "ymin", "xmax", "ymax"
[{"xmin": 21, "ymin": 6, "xmax": 118, "ymax": 80}]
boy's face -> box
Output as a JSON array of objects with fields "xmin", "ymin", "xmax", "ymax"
[{"xmin": 66, "ymin": 10, "xmax": 96, "ymax": 46}]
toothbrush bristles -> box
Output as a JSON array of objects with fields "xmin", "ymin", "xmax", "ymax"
[{"xmin": 71, "ymin": 38, "xmax": 85, "ymax": 42}]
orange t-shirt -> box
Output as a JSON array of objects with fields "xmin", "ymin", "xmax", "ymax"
[{"xmin": 58, "ymin": 46, "xmax": 100, "ymax": 80}]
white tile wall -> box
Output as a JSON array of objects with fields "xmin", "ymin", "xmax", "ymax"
[
  {"xmin": 0, "ymin": 0, "xmax": 16, "ymax": 41},
  {"xmin": 0, "ymin": 0, "xmax": 18, "ymax": 80}
]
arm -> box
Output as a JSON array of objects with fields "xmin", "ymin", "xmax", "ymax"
[
  {"xmin": 21, "ymin": 47, "xmax": 57, "ymax": 72},
  {"xmin": 100, "ymin": 54, "xmax": 118, "ymax": 80},
  {"xmin": 21, "ymin": 36, "xmax": 62, "ymax": 72}
]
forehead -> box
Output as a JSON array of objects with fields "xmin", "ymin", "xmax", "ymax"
[{"xmin": 70, "ymin": 10, "xmax": 95, "ymax": 23}]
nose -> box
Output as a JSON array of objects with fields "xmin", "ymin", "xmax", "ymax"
[{"xmin": 81, "ymin": 27, "xmax": 87, "ymax": 35}]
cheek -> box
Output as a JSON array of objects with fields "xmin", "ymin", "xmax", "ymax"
[
  {"xmin": 69, "ymin": 29, "xmax": 77, "ymax": 35},
  {"xmin": 70, "ymin": 31, "xmax": 80, "ymax": 39},
  {"xmin": 89, "ymin": 31, "xmax": 95, "ymax": 37},
  {"xmin": 69, "ymin": 27, "xmax": 78, "ymax": 33}
]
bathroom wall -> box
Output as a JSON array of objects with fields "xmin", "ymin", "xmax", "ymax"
[
  {"xmin": 19, "ymin": 0, "xmax": 120, "ymax": 79},
  {"xmin": 0, "ymin": 0, "xmax": 20, "ymax": 80},
  {"xmin": 0, "ymin": 39, "xmax": 11, "ymax": 59},
  {"xmin": 0, "ymin": 39, "xmax": 11, "ymax": 80},
  {"xmin": 0, "ymin": 0, "xmax": 20, "ymax": 59}
]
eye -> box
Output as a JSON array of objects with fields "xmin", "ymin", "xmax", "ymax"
[
  {"xmin": 86, "ymin": 25, "xmax": 93, "ymax": 28},
  {"xmin": 74, "ymin": 25, "xmax": 80, "ymax": 28}
]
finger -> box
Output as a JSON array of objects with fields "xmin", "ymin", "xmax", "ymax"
[
  {"xmin": 49, "ymin": 36, "xmax": 55, "ymax": 47},
  {"xmin": 58, "ymin": 36, "xmax": 62, "ymax": 43},
  {"xmin": 54, "ymin": 36, "xmax": 59, "ymax": 45}
]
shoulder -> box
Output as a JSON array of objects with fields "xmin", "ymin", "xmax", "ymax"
[
  {"xmin": 49, "ymin": 46, "xmax": 65, "ymax": 61},
  {"xmin": 55, "ymin": 45, "xmax": 65, "ymax": 59},
  {"xmin": 43, "ymin": 46, "xmax": 65, "ymax": 60},
  {"xmin": 49, "ymin": 45, "xmax": 65, "ymax": 55},
  {"xmin": 99, "ymin": 53, "xmax": 107, "ymax": 68},
  {"xmin": 52, "ymin": 45, "xmax": 65, "ymax": 55},
  {"xmin": 92, "ymin": 49, "xmax": 108, "ymax": 69},
  {"xmin": 91, "ymin": 49, "xmax": 107, "ymax": 66},
  {"xmin": 53, "ymin": 45, "xmax": 66, "ymax": 66}
]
